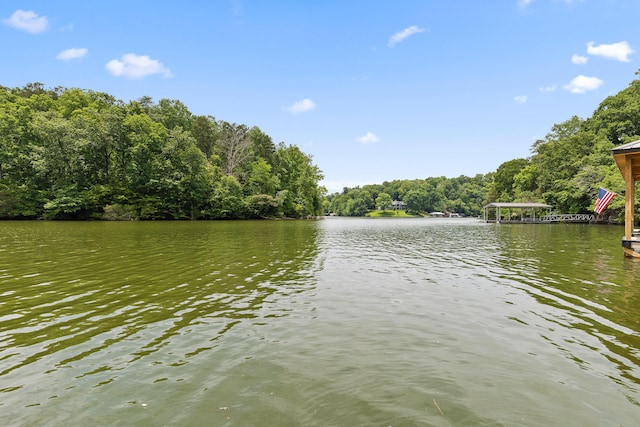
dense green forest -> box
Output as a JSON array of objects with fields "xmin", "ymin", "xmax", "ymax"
[
  {"xmin": 327, "ymin": 174, "xmax": 490, "ymax": 217},
  {"xmin": 328, "ymin": 71, "xmax": 640, "ymax": 220},
  {"xmin": 3, "ymin": 71, "xmax": 640, "ymax": 221},
  {"xmin": 0, "ymin": 83, "xmax": 324, "ymax": 219}
]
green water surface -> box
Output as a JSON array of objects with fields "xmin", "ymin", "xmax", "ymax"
[{"xmin": 1, "ymin": 218, "xmax": 639, "ymax": 426}]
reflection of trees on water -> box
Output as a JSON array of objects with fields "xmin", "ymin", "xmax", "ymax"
[
  {"xmin": 0, "ymin": 221, "xmax": 320, "ymax": 385},
  {"xmin": 492, "ymin": 223, "xmax": 640, "ymax": 398}
]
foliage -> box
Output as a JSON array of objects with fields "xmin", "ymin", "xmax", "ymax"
[
  {"xmin": 366, "ymin": 210, "xmax": 419, "ymax": 218},
  {"xmin": 329, "ymin": 70, "xmax": 640, "ymax": 222},
  {"xmin": 327, "ymin": 175, "xmax": 490, "ymax": 217},
  {"xmin": 488, "ymin": 71, "xmax": 640, "ymax": 219},
  {"xmin": 0, "ymin": 84, "xmax": 325, "ymax": 219},
  {"xmin": 103, "ymin": 203, "xmax": 137, "ymax": 220},
  {"xmin": 272, "ymin": 143, "xmax": 324, "ymax": 218},
  {"xmin": 375, "ymin": 192, "xmax": 393, "ymax": 210},
  {"xmin": 6, "ymin": 69, "xmax": 640, "ymax": 222}
]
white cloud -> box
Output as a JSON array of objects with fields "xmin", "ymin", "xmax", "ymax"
[
  {"xmin": 514, "ymin": 95, "xmax": 528, "ymax": 104},
  {"xmin": 571, "ymin": 54, "xmax": 588, "ymax": 65},
  {"xmin": 563, "ymin": 75, "xmax": 603, "ymax": 94},
  {"xmin": 539, "ymin": 85, "xmax": 557, "ymax": 92},
  {"xmin": 286, "ymin": 98, "xmax": 316, "ymax": 113},
  {"xmin": 388, "ymin": 25, "xmax": 425, "ymax": 47},
  {"xmin": 56, "ymin": 48, "xmax": 88, "ymax": 61},
  {"xmin": 587, "ymin": 41, "xmax": 634, "ymax": 62},
  {"xmin": 357, "ymin": 132, "xmax": 380, "ymax": 144},
  {"xmin": 3, "ymin": 10, "xmax": 48, "ymax": 34},
  {"xmin": 105, "ymin": 54, "xmax": 173, "ymax": 79}
]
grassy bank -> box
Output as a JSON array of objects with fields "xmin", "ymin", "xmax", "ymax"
[{"xmin": 365, "ymin": 210, "xmax": 422, "ymax": 218}]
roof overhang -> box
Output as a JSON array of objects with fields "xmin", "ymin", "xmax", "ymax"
[
  {"xmin": 483, "ymin": 202, "xmax": 552, "ymax": 209},
  {"xmin": 612, "ymin": 139, "xmax": 640, "ymax": 182}
]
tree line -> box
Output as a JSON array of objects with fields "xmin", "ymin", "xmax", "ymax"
[
  {"xmin": 4, "ymin": 69, "xmax": 640, "ymax": 221},
  {"xmin": 329, "ymin": 70, "xmax": 640, "ymax": 220},
  {"xmin": 327, "ymin": 175, "xmax": 490, "ymax": 217},
  {"xmin": 0, "ymin": 83, "xmax": 324, "ymax": 220},
  {"xmin": 486, "ymin": 71, "xmax": 640, "ymax": 218}
]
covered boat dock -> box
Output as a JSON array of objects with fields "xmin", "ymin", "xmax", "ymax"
[
  {"xmin": 612, "ymin": 139, "xmax": 640, "ymax": 257},
  {"xmin": 483, "ymin": 202, "xmax": 552, "ymax": 223}
]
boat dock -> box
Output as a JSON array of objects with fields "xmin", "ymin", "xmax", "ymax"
[{"xmin": 483, "ymin": 203, "xmax": 598, "ymax": 224}]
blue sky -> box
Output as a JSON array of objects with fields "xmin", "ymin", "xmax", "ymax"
[{"xmin": 2, "ymin": 1, "xmax": 640, "ymax": 193}]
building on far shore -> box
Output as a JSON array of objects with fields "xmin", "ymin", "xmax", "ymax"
[{"xmin": 391, "ymin": 200, "xmax": 406, "ymax": 211}]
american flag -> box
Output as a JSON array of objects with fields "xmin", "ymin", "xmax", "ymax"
[{"xmin": 594, "ymin": 187, "xmax": 616, "ymax": 214}]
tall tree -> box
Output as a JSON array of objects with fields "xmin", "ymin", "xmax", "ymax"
[
  {"xmin": 273, "ymin": 143, "xmax": 324, "ymax": 217},
  {"xmin": 375, "ymin": 192, "xmax": 393, "ymax": 210},
  {"xmin": 249, "ymin": 126, "xmax": 276, "ymax": 165},
  {"xmin": 217, "ymin": 122, "xmax": 253, "ymax": 179},
  {"xmin": 404, "ymin": 189, "xmax": 429, "ymax": 212},
  {"xmin": 490, "ymin": 158, "xmax": 529, "ymax": 202},
  {"xmin": 150, "ymin": 99, "xmax": 193, "ymax": 131},
  {"xmin": 192, "ymin": 115, "xmax": 219, "ymax": 161}
]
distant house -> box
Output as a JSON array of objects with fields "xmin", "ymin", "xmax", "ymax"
[{"xmin": 391, "ymin": 200, "xmax": 406, "ymax": 211}]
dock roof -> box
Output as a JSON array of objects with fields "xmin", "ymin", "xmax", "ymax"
[
  {"xmin": 483, "ymin": 202, "xmax": 552, "ymax": 209},
  {"xmin": 612, "ymin": 139, "xmax": 640, "ymax": 155},
  {"xmin": 612, "ymin": 139, "xmax": 640, "ymax": 181}
]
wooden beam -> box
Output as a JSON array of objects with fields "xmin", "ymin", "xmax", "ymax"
[{"xmin": 623, "ymin": 247, "xmax": 640, "ymax": 258}]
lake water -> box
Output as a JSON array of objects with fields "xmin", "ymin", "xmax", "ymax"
[{"xmin": 1, "ymin": 218, "xmax": 640, "ymax": 426}]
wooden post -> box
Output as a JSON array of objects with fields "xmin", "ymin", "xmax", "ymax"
[
  {"xmin": 619, "ymin": 154, "xmax": 639, "ymax": 258},
  {"xmin": 625, "ymin": 157, "xmax": 634, "ymax": 241}
]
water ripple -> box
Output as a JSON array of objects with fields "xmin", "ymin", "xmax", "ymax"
[{"xmin": 2, "ymin": 219, "xmax": 640, "ymax": 425}]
